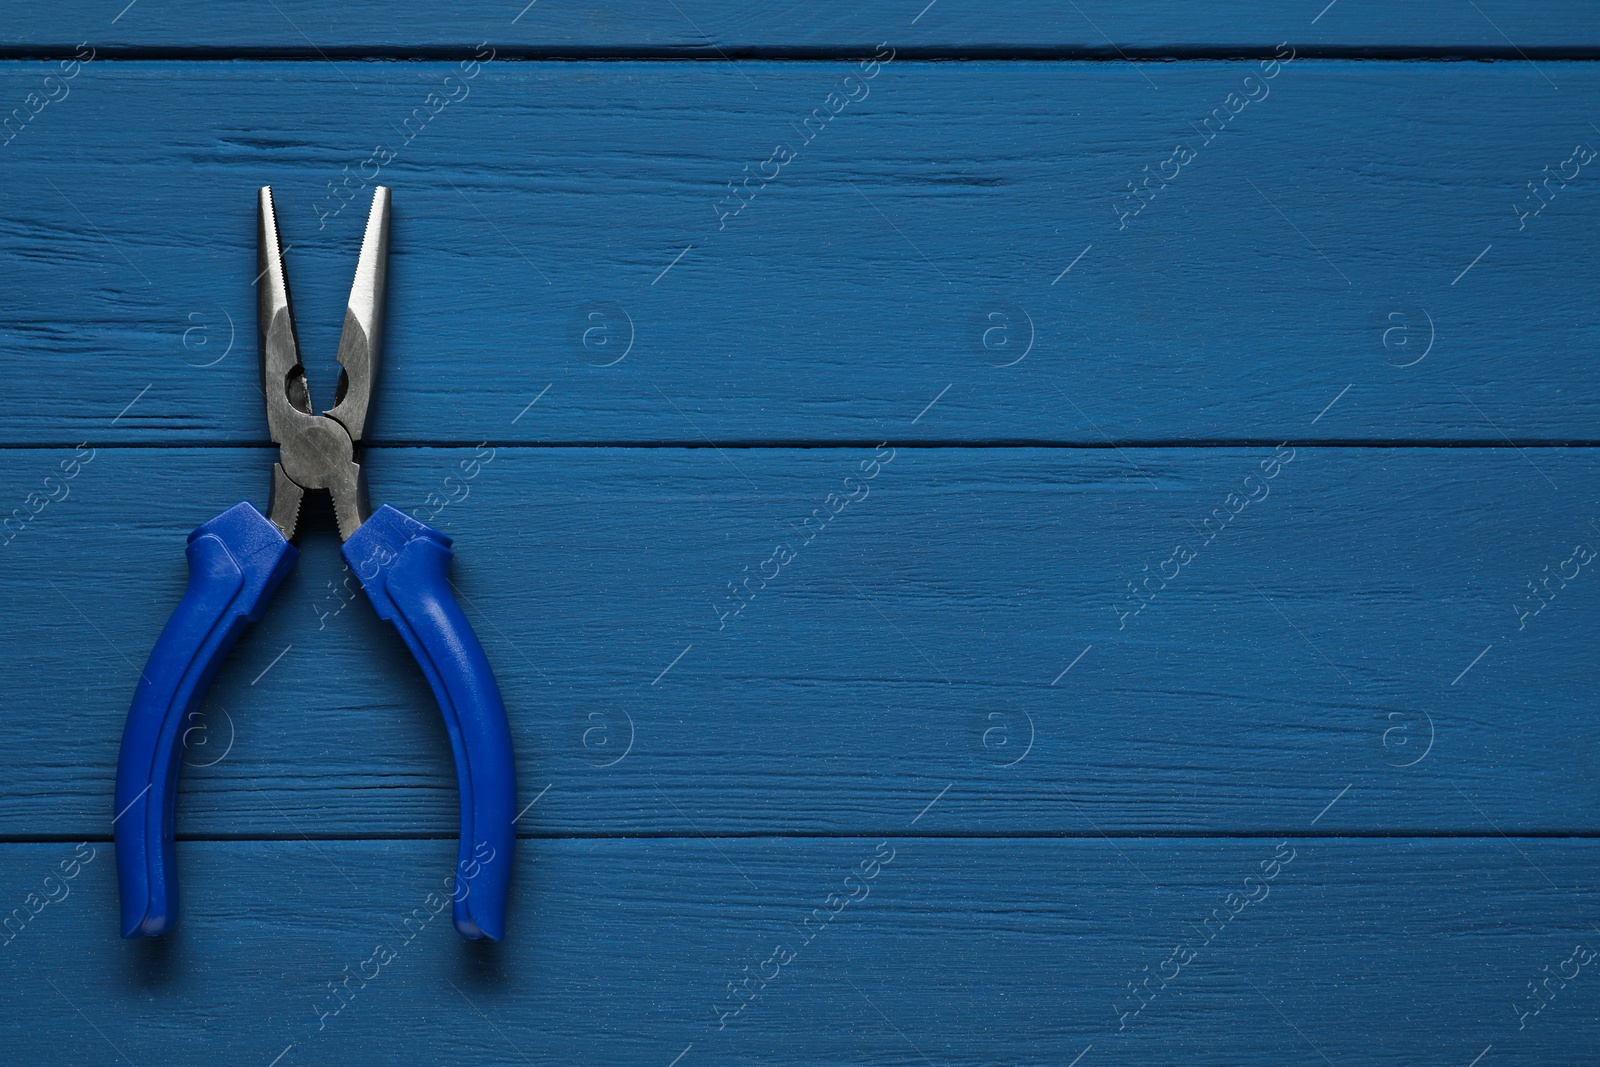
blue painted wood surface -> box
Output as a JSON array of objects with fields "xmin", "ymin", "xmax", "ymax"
[
  {"xmin": 1, "ymin": 8, "xmax": 1598, "ymax": 1066},
  {"xmin": 0, "ymin": 60, "xmax": 1597, "ymax": 445},
  {"xmin": 2, "ymin": 445, "xmax": 1597, "ymax": 838},
  {"xmin": 2, "ymin": 839, "xmax": 1597, "ymax": 1065},
  {"xmin": 3, "ymin": 1, "xmax": 1597, "ymax": 55}
]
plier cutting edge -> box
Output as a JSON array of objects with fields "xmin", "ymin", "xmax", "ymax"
[{"xmin": 114, "ymin": 188, "xmax": 516, "ymax": 941}]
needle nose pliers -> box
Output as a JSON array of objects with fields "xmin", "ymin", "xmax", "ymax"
[{"xmin": 114, "ymin": 187, "xmax": 516, "ymax": 941}]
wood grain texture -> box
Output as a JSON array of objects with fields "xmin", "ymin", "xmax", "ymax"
[
  {"xmin": 3, "ymin": 1, "xmax": 1598, "ymax": 55},
  {"xmin": 1, "ymin": 61, "xmax": 1597, "ymax": 445},
  {"xmin": 1, "ymin": 838, "xmax": 1596, "ymax": 1065},
  {"xmin": 3, "ymin": 445, "xmax": 1594, "ymax": 838}
]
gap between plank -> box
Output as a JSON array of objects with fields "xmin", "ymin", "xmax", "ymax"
[
  {"xmin": 7, "ymin": 439, "xmax": 1600, "ymax": 452},
  {"xmin": 8, "ymin": 830, "xmax": 1600, "ymax": 844},
  {"xmin": 3, "ymin": 47, "xmax": 1600, "ymax": 61}
]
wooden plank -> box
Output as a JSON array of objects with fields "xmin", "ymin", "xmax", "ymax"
[
  {"xmin": 1, "ymin": 838, "xmax": 1595, "ymax": 1065},
  {"xmin": 3, "ymin": 445, "xmax": 1596, "ymax": 837},
  {"xmin": 4, "ymin": 2, "xmax": 1598, "ymax": 55},
  {"xmin": 2, "ymin": 60, "xmax": 1597, "ymax": 445}
]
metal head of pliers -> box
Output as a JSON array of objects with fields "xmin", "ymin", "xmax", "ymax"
[{"xmin": 257, "ymin": 185, "xmax": 390, "ymax": 542}]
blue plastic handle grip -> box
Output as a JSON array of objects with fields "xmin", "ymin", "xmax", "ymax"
[
  {"xmin": 114, "ymin": 502, "xmax": 296, "ymax": 938},
  {"xmin": 343, "ymin": 505, "xmax": 516, "ymax": 941}
]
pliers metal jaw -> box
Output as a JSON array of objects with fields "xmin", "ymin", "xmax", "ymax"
[
  {"xmin": 259, "ymin": 185, "xmax": 380, "ymax": 543},
  {"xmin": 113, "ymin": 188, "xmax": 517, "ymax": 942}
]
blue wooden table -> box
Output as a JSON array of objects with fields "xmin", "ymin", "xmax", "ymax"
[{"xmin": 2, "ymin": 3, "xmax": 1598, "ymax": 1063}]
